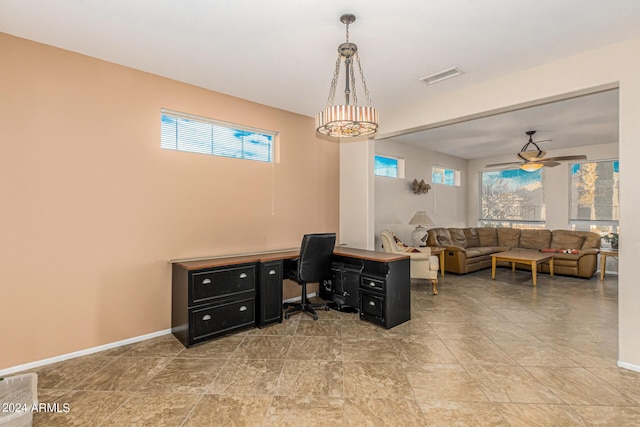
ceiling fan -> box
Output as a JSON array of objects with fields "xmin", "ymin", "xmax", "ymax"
[{"xmin": 486, "ymin": 130, "xmax": 587, "ymax": 172}]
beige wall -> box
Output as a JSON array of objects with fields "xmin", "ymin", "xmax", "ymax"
[
  {"xmin": 376, "ymin": 37, "xmax": 640, "ymax": 369},
  {"xmin": 0, "ymin": 33, "xmax": 339, "ymax": 369},
  {"xmin": 374, "ymin": 139, "xmax": 468, "ymax": 247}
]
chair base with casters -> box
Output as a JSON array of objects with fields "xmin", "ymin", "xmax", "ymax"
[
  {"xmin": 282, "ymin": 232, "xmax": 337, "ymax": 320},
  {"xmin": 282, "ymin": 282, "xmax": 330, "ymax": 320}
]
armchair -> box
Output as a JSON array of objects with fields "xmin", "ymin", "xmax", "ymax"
[{"xmin": 380, "ymin": 229, "xmax": 440, "ymax": 294}]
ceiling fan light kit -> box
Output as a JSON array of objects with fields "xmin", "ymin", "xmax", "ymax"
[
  {"xmin": 486, "ymin": 130, "xmax": 587, "ymax": 172},
  {"xmin": 315, "ymin": 13, "xmax": 379, "ymax": 138}
]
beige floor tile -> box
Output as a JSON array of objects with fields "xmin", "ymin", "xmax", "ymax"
[
  {"xmin": 494, "ymin": 403, "xmax": 588, "ymax": 426},
  {"xmin": 33, "ymin": 356, "xmax": 117, "ymax": 390},
  {"xmin": 443, "ymin": 338, "xmax": 518, "ymax": 365},
  {"xmin": 275, "ymin": 360, "xmax": 343, "ymax": 397},
  {"xmin": 286, "ymin": 335, "xmax": 342, "ymax": 360},
  {"xmin": 248, "ymin": 319, "xmax": 298, "ymax": 336},
  {"xmin": 138, "ymin": 357, "xmax": 226, "ymax": 393},
  {"xmin": 526, "ymin": 366, "xmax": 638, "ymax": 406},
  {"xmin": 430, "ymin": 321, "xmax": 488, "ymax": 340},
  {"xmin": 392, "ymin": 336, "xmax": 458, "ymax": 364},
  {"xmin": 294, "ymin": 319, "xmax": 342, "ymax": 336},
  {"xmin": 120, "ymin": 334, "xmax": 186, "ymax": 357},
  {"xmin": 263, "ymin": 396, "xmax": 345, "ymax": 426},
  {"xmin": 207, "ymin": 359, "xmax": 284, "ymax": 395},
  {"xmin": 74, "ymin": 356, "xmax": 171, "ymax": 391},
  {"xmin": 183, "ymin": 394, "xmax": 272, "ymax": 427},
  {"xmin": 342, "ymin": 336, "xmax": 398, "ymax": 362},
  {"xmin": 345, "ymin": 397, "xmax": 425, "ymax": 426},
  {"xmin": 419, "ymin": 401, "xmax": 509, "ymax": 427},
  {"xmin": 464, "ymin": 364, "xmax": 562, "ymax": 404},
  {"xmin": 341, "ymin": 319, "xmax": 389, "ymax": 338},
  {"xmin": 572, "ymin": 405, "xmax": 640, "ymax": 426},
  {"xmin": 382, "ymin": 317, "xmax": 439, "ymax": 337},
  {"xmin": 100, "ymin": 392, "xmax": 199, "ymax": 426},
  {"xmin": 473, "ymin": 321, "xmax": 540, "ymax": 341},
  {"xmin": 546, "ymin": 339, "xmax": 619, "ymax": 367},
  {"xmin": 404, "ymin": 363, "xmax": 489, "ymax": 403},
  {"xmin": 343, "ymin": 361, "xmax": 412, "ymax": 399},
  {"xmin": 588, "ymin": 367, "xmax": 640, "ymax": 404},
  {"xmin": 177, "ymin": 334, "xmax": 245, "ymax": 359},
  {"xmin": 33, "ymin": 390, "xmax": 129, "ymax": 426},
  {"xmin": 230, "ymin": 335, "xmax": 292, "ymax": 359},
  {"xmin": 493, "ymin": 340, "xmax": 580, "ymax": 367}
]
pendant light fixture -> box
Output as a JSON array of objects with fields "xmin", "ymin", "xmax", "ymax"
[{"xmin": 315, "ymin": 14, "xmax": 379, "ymax": 138}]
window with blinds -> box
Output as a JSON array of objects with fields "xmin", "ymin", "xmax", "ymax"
[{"xmin": 161, "ymin": 109, "xmax": 276, "ymax": 162}]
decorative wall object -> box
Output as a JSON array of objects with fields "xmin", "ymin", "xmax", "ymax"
[{"xmin": 411, "ymin": 179, "xmax": 431, "ymax": 195}]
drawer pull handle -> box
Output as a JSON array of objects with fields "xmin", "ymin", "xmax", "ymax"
[
  {"xmin": 239, "ymin": 305, "xmax": 248, "ymax": 312},
  {"xmin": 239, "ymin": 273, "xmax": 248, "ymax": 279},
  {"xmin": 202, "ymin": 314, "xmax": 212, "ymax": 321},
  {"xmin": 202, "ymin": 278, "xmax": 212, "ymax": 285},
  {"xmin": 268, "ymin": 269, "xmax": 276, "ymax": 275},
  {"xmin": 369, "ymin": 282, "xmax": 376, "ymax": 287},
  {"xmin": 369, "ymin": 301, "xmax": 376, "ymax": 306}
]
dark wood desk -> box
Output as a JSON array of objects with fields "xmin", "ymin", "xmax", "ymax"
[{"xmin": 171, "ymin": 247, "xmax": 410, "ymax": 347}]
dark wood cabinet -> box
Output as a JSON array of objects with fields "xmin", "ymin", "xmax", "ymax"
[
  {"xmin": 359, "ymin": 258, "xmax": 411, "ymax": 329},
  {"xmin": 172, "ymin": 262, "xmax": 256, "ymax": 347},
  {"xmin": 257, "ymin": 260, "xmax": 283, "ymax": 327}
]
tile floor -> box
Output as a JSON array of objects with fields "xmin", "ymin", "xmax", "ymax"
[{"xmin": 19, "ymin": 269, "xmax": 640, "ymax": 426}]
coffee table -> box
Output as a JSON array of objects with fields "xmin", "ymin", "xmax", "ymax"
[{"xmin": 491, "ymin": 249, "xmax": 554, "ymax": 286}]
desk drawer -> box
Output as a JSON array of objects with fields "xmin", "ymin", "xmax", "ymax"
[
  {"xmin": 361, "ymin": 276, "xmax": 385, "ymax": 293},
  {"xmin": 191, "ymin": 265, "xmax": 256, "ymax": 305},
  {"xmin": 190, "ymin": 297, "xmax": 255, "ymax": 343},
  {"xmin": 359, "ymin": 292, "xmax": 385, "ymax": 324}
]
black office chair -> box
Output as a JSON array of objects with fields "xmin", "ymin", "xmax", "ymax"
[{"xmin": 283, "ymin": 233, "xmax": 336, "ymax": 320}]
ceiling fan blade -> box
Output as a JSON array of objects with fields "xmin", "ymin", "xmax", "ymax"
[
  {"xmin": 542, "ymin": 155, "xmax": 587, "ymax": 162},
  {"xmin": 541, "ymin": 161, "xmax": 561, "ymax": 167},
  {"xmin": 533, "ymin": 138, "xmax": 552, "ymax": 144},
  {"xmin": 485, "ymin": 161, "xmax": 524, "ymax": 167}
]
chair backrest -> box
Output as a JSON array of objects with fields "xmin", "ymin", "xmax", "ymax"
[
  {"xmin": 380, "ymin": 229, "xmax": 399, "ymax": 253},
  {"xmin": 298, "ymin": 233, "xmax": 336, "ymax": 283}
]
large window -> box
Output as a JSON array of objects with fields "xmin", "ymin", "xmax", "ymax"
[
  {"xmin": 569, "ymin": 160, "xmax": 619, "ymax": 234},
  {"xmin": 480, "ymin": 168, "xmax": 545, "ymax": 228},
  {"xmin": 432, "ymin": 166, "xmax": 460, "ymax": 186},
  {"xmin": 374, "ymin": 155, "xmax": 404, "ymax": 178},
  {"xmin": 161, "ymin": 109, "xmax": 276, "ymax": 162}
]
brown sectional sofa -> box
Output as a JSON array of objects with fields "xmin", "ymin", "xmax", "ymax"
[{"xmin": 426, "ymin": 227, "xmax": 601, "ymax": 278}]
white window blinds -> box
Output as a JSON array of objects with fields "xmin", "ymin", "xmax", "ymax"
[{"xmin": 161, "ymin": 109, "xmax": 276, "ymax": 162}]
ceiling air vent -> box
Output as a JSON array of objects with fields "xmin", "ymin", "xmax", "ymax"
[{"xmin": 420, "ymin": 67, "xmax": 463, "ymax": 85}]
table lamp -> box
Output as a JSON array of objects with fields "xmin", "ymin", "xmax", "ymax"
[{"xmin": 409, "ymin": 211, "xmax": 434, "ymax": 247}]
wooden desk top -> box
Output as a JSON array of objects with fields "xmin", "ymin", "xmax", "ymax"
[{"xmin": 172, "ymin": 247, "xmax": 408, "ymax": 271}]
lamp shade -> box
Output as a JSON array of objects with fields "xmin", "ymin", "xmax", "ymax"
[
  {"xmin": 520, "ymin": 162, "xmax": 544, "ymax": 172},
  {"xmin": 409, "ymin": 211, "xmax": 434, "ymax": 226}
]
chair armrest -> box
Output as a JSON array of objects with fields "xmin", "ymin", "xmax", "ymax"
[
  {"xmin": 406, "ymin": 252, "xmax": 432, "ymax": 260},
  {"xmin": 579, "ymin": 248, "xmax": 599, "ymax": 256}
]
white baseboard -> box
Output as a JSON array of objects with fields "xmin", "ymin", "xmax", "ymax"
[
  {"xmin": 283, "ymin": 292, "xmax": 317, "ymax": 303},
  {"xmin": 617, "ymin": 360, "xmax": 640, "ymax": 373},
  {"xmin": 0, "ymin": 329, "xmax": 172, "ymax": 377}
]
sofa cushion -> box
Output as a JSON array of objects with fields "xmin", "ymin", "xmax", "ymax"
[
  {"xmin": 497, "ymin": 228, "xmax": 520, "ymax": 248},
  {"xmin": 449, "ymin": 228, "xmax": 468, "ymax": 248},
  {"xmin": 520, "ymin": 229, "xmax": 552, "ymax": 249},
  {"xmin": 466, "ymin": 247, "xmax": 500, "ymax": 257},
  {"xmin": 580, "ymin": 231, "xmax": 602, "ymax": 250},
  {"xmin": 428, "ymin": 228, "xmax": 453, "ymax": 246},
  {"xmin": 464, "ymin": 228, "xmax": 481, "ymax": 247},
  {"xmin": 476, "ymin": 227, "xmax": 498, "ymax": 246},
  {"xmin": 551, "ymin": 230, "xmax": 584, "ymax": 250}
]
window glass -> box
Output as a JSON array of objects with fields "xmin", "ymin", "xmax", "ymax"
[
  {"xmin": 480, "ymin": 168, "xmax": 545, "ymax": 227},
  {"xmin": 432, "ymin": 166, "xmax": 460, "ymax": 186},
  {"xmin": 374, "ymin": 155, "xmax": 399, "ymax": 178},
  {"xmin": 569, "ymin": 160, "xmax": 619, "ymax": 221}
]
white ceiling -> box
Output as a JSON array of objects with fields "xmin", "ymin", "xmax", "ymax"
[{"xmin": 1, "ymin": 1, "xmax": 636, "ymax": 157}]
